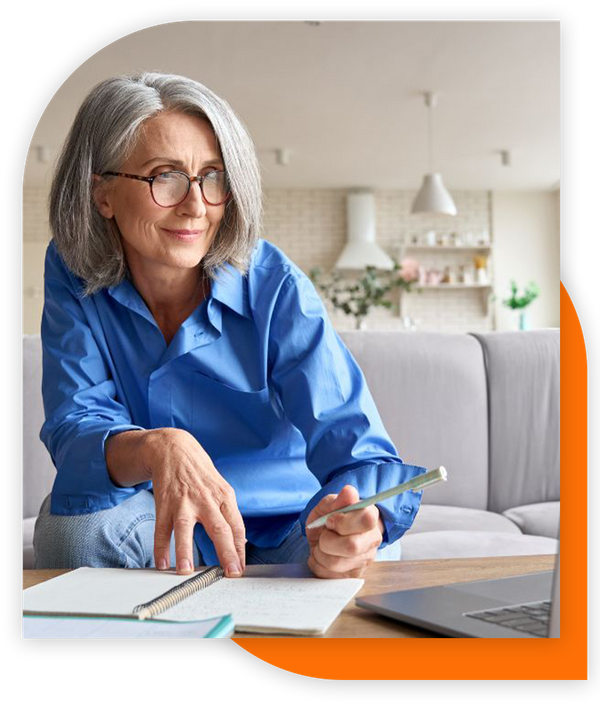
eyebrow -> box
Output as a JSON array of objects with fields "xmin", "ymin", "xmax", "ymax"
[{"xmin": 141, "ymin": 156, "xmax": 224, "ymax": 168}]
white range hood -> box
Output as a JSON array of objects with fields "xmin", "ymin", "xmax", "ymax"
[{"xmin": 334, "ymin": 190, "xmax": 395, "ymax": 271}]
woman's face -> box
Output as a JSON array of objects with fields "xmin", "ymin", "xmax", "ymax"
[{"xmin": 95, "ymin": 111, "xmax": 226, "ymax": 282}]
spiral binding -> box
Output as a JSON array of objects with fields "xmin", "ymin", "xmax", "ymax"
[{"xmin": 133, "ymin": 566, "xmax": 225, "ymax": 620}]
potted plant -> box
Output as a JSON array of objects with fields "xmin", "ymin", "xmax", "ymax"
[
  {"xmin": 310, "ymin": 258, "xmax": 420, "ymax": 330},
  {"xmin": 502, "ymin": 280, "xmax": 540, "ymax": 330}
]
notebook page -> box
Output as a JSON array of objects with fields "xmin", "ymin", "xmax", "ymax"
[
  {"xmin": 23, "ymin": 567, "xmax": 363, "ymax": 634},
  {"xmin": 160, "ymin": 577, "xmax": 364, "ymax": 634},
  {"xmin": 23, "ymin": 568, "xmax": 204, "ymax": 616}
]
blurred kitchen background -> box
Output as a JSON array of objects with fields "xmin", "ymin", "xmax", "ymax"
[{"xmin": 23, "ymin": 20, "xmax": 560, "ymax": 334}]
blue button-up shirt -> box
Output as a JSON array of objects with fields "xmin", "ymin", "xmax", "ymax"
[{"xmin": 40, "ymin": 238, "xmax": 425, "ymax": 564}]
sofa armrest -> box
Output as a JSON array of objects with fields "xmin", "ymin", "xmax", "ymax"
[{"xmin": 470, "ymin": 331, "xmax": 560, "ymax": 513}]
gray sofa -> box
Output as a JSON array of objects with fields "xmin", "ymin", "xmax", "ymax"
[{"xmin": 23, "ymin": 330, "xmax": 559, "ymax": 568}]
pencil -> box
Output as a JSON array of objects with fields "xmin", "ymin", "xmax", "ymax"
[{"xmin": 306, "ymin": 466, "xmax": 448, "ymax": 529}]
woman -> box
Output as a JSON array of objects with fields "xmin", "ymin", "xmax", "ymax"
[{"xmin": 34, "ymin": 72, "xmax": 425, "ymax": 579}]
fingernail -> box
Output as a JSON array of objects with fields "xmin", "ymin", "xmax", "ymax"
[
  {"xmin": 227, "ymin": 562, "xmax": 241, "ymax": 576},
  {"xmin": 158, "ymin": 558, "xmax": 168, "ymax": 570},
  {"xmin": 179, "ymin": 559, "xmax": 191, "ymax": 573}
]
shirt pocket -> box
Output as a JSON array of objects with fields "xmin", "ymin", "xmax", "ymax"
[{"xmin": 191, "ymin": 371, "xmax": 275, "ymax": 456}]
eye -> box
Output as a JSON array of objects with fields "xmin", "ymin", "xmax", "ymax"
[{"xmin": 154, "ymin": 171, "xmax": 180, "ymax": 182}]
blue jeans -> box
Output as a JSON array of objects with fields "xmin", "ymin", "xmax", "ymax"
[
  {"xmin": 33, "ymin": 489, "xmax": 401, "ymax": 569},
  {"xmin": 33, "ymin": 490, "xmax": 310, "ymax": 569}
]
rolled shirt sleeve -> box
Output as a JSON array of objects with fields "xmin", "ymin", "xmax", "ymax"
[
  {"xmin": 40, "ymin": 244, "xmax": 147, "ymax": 514},
  {"xmin": 268, "ymin": 272, "xmax": 426, "ymax": 547}
]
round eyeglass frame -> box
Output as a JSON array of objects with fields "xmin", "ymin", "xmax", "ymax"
[{"xmin": 101, "ymin": 170, "xmax": 231, "ymax": 208}]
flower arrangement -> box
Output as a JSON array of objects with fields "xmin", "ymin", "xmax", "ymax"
[
  {"xmin": 502, "ymin": 280, "xmax": 540, "ymax": 330},
  {"xmin": 310, "ymin": 258, "xmax": 420, "ymax": 329}
]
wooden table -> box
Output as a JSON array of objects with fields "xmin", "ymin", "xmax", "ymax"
[{"xmin": 23, "ymin": 554, "xmax": 554, "ymax": 638}]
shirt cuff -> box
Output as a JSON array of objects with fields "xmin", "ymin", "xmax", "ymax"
[
  {"xmin": 299, "ymin": 461, "xmax": 427, "ymax": 548},
  {"xmin": 50, "ymin": 424, "xmax": 148, "ymax": 514}
]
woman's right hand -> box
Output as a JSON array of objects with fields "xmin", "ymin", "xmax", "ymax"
[{"xmin": 141, "ymin": 428, "xmax": 246, "ymax": 577}]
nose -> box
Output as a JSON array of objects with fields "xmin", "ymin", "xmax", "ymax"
[{"xmin": 175, "ymin": 180, "xmax": 207, "ymax": 218}]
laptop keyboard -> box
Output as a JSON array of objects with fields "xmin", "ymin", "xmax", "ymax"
[{"xmin": 464, "ymin": 600, "xmax": 551, "ymax": 637}]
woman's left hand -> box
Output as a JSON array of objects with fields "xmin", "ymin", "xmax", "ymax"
[{"xmin": 306, "ymin": 485, "xmax": 384, "ymax": 579}]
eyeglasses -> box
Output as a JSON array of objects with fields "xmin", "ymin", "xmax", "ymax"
[{"xmin": 101, "ymin": 170, "xmax": 231, "ymax": 207}]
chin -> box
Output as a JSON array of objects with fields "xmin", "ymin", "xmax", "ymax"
[{"xmin": 169, "ymin": 253, "xmax": 207, "ymax": 270}]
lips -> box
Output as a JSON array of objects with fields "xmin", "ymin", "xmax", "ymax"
[{"xmin": 161, "ymin": 228, "xmax": 204, "ymax": 242}]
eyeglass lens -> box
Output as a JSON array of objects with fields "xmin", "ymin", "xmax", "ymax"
[{"xmin": 152, "ymin": 172, "xmax": 228, "ymax": 206}]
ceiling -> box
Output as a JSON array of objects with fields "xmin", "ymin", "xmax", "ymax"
[{"xmin": 25, "ymin": 20, "xmax": 560, "ymax": 191}]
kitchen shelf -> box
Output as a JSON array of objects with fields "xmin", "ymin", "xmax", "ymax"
[
  {"xmin": 401, "ymin": 283, "xmax": 494, "ymax": 316},
  {"xmin": 399, "ymin": 241, "xmax": 494, "ymax": 318},
  {"xmin": 415, "ymin": 284, "xmax": 492, "ymax": 289},
  {"xmin": 403, "ymin": 245, "xmax": 492, "ymax": 252}
]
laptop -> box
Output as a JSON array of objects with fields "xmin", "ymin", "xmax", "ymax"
[{"xmin": 356, "ymin": 548, "xmax": 560, "ymax": 638}]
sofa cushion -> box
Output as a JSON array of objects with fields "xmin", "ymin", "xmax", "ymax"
[
  {"xmin": 23, "ymin": 335, "xmax": 56, "ymax": 519},
  {"xmin": 400, "ymin": 530, "xmax": 558, "ymax": 561},
  {"xmin": 470, "ymin": 331, "xmax": 560, "ymax": 513},
  {"xmin": 406, "ymin": 504, "xmax": 523, "ymax": 535},
  {"xmin": 340, "ymin": 331, "xmax": 489, "ymax": 510},
  {"xmin": 502, "ymin": 501, "xmax": 560, "ymax": 539},
  {"xmin": 23, "ymin": 517, "xmax": 36, "ymax": 569}
]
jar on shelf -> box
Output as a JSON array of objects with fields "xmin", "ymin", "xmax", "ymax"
[
  {"xmin": 428, "ymin": 269, "xmax": 443, "ymax": 285},
  {"xmin": 478, "ymin": 229, "xmax": 490, "ymax": 245},
  {"xmin": 463, "ymin": 265, "xmax": 475, "ymax": 285}
]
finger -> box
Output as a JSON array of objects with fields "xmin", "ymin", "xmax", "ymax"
[
  {"xmin": 173, "ymin": 514, "xmax": 196, "ymax": 575},
  {"xmin": 308, "ymin": 545, "xmax": 373, "ymax": 579},
  {"xmin": 305, "ymin": 494, "xmax": 338, "ymax": 545},
  {"xmin": 313, "ymin": 542, "xmax": 377, "ymax": 575},
  {"xmin": 153, "ymin": 512, "xmax": 173, "ymax": 571},
  {"xmin": 318, "ymin": 526, "xmax": 382, "ymax": 558},
  {"xmin": 219, "ymin": 495, "xmax": 247, "ymax": 571},
  {"xmin": 326, "ymin": 505, "xmax": 380, "ymax": 536},
  {"xmin": 202, "ymin": 506, "xmax": 243, "ymax": 578},
  {"xmin": 319, "ymin": 485, "xmax": 362, "ymax": 534},
  {"xmin": 329, "ymin": 484, "xmax": 360, "ymax": 512},
  {"xmin": 306, "ymin": 493, "xmax": 337, "ymax": 526},
  {"xmin": 306, "ymin": 486, "xmax": 364, "ymax": 546}
]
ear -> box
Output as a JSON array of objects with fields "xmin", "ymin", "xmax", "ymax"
[{"xmin": 91, "ymin": 174, "xmax": 115, "ymax": 219}]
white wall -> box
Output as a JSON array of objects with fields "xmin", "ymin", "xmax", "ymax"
[
  {"xmin": 492, "ymin": 190, "xmax": 560, "ymax": 330},
  {"xmin": 23, "ymin": 243, "xmax": 47, "ymax": 335},
  {"xmin": 23, "ymin": 187, "xmax": 51, "ymax": 335}
]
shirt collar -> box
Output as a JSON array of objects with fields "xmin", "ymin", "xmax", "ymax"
[
  {"xmin": 209, "ymin": 262, "xmax": 252, "ymax": 320},
  {"xmin": 106, "ymin": 262, "xmax": 252, "ymax": 323},
  {"xmin": 107, "ymin": 277, "xmax": 155, "ymax": 326}
]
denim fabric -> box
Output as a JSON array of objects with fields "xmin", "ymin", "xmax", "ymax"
[
  {"xmin": 33, "ymin": 491, "xmax": 199, "ymax": 570},
  {"xmin": 33, "ymin": 489, "xmax": 400, "ymax": 569}
]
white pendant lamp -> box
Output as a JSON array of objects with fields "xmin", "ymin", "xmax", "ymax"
[{"xmin": 411, "ymin": 92, "xmax": 457, "ymax": 216}]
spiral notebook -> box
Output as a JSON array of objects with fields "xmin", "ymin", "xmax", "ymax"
[{"xmin": 23, "ymin": 566, "xmax": 363, "ymax": 635}]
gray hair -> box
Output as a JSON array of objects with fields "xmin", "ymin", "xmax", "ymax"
[{"xmin": 49, "ymin": 72, "xmax": 263, "ymax": 295}]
